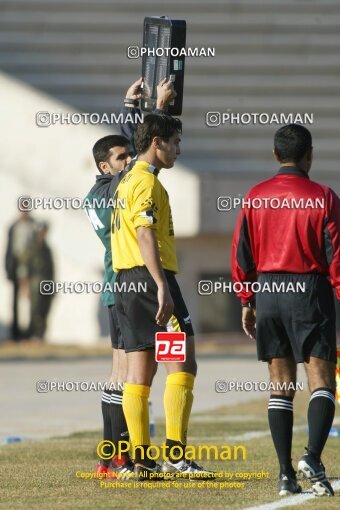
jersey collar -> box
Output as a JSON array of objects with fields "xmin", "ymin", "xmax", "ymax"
[
  {"xmin": 276, "ymin": 166, "xmax": 309, "ymax": 179},
  {"xmin": 146, "ymin": 163, "xmax": 160, "ymax": 176},
  {"xmin": 133, "ymin": 160, "xmax": 160, "ymax": 176}
]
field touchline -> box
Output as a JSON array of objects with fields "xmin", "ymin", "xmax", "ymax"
[{"xmin": 245, "ymin": 480, "xmax": 340, "ymax": 510}]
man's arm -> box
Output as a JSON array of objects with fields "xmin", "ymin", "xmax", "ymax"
[
  {"xmin": 231, "ymin": 209, "xmax": 257, "ymax": 304},
  {"xmin": 231, "ymin": 208, "xmax": 257, "ymax": 340},
  {"xmin": 5, "ymin": 225, "xmax": 15, "ymax": 280},
  {"xmin": 137, "ymin": 226, "xmax": 174, "ymax": 326},
  {"xmin": 119, "ymin": 77, "xmax": 143, "ymax": 148},
  {"xmin": 324, "ymin": 188, "xmax": 340, "ymax": 299},
  {"xmin": 119, "ymin": 78, "xmax": 177, "ymax": 156}
]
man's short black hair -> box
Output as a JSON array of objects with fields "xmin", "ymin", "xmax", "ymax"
[
  {"xmin": 274, "ymin": 124, "xmax": 312, "ymax": 163},
  {"xmin": 92, "ymin": 135, "xmax": 129, "ymax": 169},
  {"xmin": 134, "ymin": 114, "xmax": 182, "ymax": 155}
]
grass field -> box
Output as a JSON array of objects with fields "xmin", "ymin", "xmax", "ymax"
[{"xmin": 1, "ymin": 392, "xmax": 339, "ymax": 510}]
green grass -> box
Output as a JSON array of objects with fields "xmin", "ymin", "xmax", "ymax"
[{"xmin": 0, "ymin": 393, "xmax": 339, "ymax": 509}]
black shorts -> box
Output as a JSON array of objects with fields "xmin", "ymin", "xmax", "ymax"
[
  {"xmin": 108, "ymin": 304, "xmax": 124, "ymax": 349},
  {"xmin": 256, "ymin": 273, "xmax": 336, "ymax": 363},
  {"xmin": 114, "ymin": 266, "xmax": 194, "ymax": 353}
]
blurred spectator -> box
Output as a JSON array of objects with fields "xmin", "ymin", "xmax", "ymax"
[
  {"xmin": 5, "ymin": 211, "xmax": 38, "ymax": 340},
  {"xmin": 27, "ymin": 222, "xmax": 54, "ymax": 340}
]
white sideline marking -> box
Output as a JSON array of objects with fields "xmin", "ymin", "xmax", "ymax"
[{"xmin": 245, "ymin": 480, "xmax": 340, "ymax": 510}]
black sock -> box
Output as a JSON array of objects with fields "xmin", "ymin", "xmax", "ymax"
[
  {"xmin": 110, "ymin": 390, "xmax": 129, "ymax": 457},
  {"xmin": 307, "ymin": 387, "xmax": 335, "ymax": 459},
  {"xmin": 134, "ymin": 446, "xmax": 156, "ymax": 468},
  {"xmin": 166, "ymin": 439, "xmax": 186, "ymax": 463},
  {"xmin": 101, "ymin": 390, "xmax": 113, "ymax": 466},
  {"xmin": 268, "ymin": 395, "xmax": 294, "ymax": 475}
]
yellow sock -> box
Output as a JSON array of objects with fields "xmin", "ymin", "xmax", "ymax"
[
  {"xmin": 164, "ymin": 372, "xmax": 195, "ymax": 444},
  {"xmin": 122, "ymin": 383, "xmax": 150, "ymax": 448}
]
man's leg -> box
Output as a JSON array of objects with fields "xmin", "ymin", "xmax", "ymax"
[
  {"xmin": 254, "ymin": 274, "xmax": 303, "ymax": 494},
  {"xmin": 99, "ymin": 348, "xmax": 119, "ymax": 469},
  {"xmin": 267, "ymin": 356, "xmax": 297, "ymax": 477},
  {"xmin": 113, "ymin": 267, "xmax": 162, "ymax": 474},
  {"xmin": 122, "ymin": 350, "xmax": 157, "ymax": 468},
  {"xmin": 297, "ymin": 357, "xmax": 335, "ymax": 496},
  {"xmin": 99, "ymin": 348, "xmax": 134, "ymax": 477},
  {"xmin": 108, "ymin": 349, "xmax": 130, "ymax": 460},
  {"xmin": 304, "ymin": 357, "xmax": 336, "ymax": 458},
  {"xmin": 31, "ymin": 289, "xmax": 50, "ymax": 340},
  {"xmin": 117, "ymin": 348, "xmax": 127, "ymax": 385},
  {"xmin": 163, "ymin": 336, "xmax": 197, "ymax": 461},
  {"xmin": 97, "ymin": 303, "xmax": 132, "ymax": 476},
  {"xmin": 12, "ymin": 278, "xmax": 20, "ymax": 341},
  {"xmin": 39, "ymin": 294, "xmax": 53, "ymax": 340}
]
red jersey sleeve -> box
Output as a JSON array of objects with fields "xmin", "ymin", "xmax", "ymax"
[
  {"xmin": 323, "ymin": 188, "xmax": 340, "ymax": 300},
  {"xmin": 231, "ymin": 207, "xmax": 257, "ymax": 304}
]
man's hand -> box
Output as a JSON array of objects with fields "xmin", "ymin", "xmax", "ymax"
[
  {"xmin": 136, "ymin": 226, "xmax": 174, "ymax": 326},
  {"xmin": 156, "ymin": 282, "xmax": 174, "ymax": 326},
  {"xmin": 242, "ymin": 307, "xmax": 256, "ymax": 340},
  {"xmin": 125, "ymin": 77, "xmax": 143, "ymax": 101},
  {"xmin": 156, "ymin": 78, "xmax": 177, "ymax": 110}
]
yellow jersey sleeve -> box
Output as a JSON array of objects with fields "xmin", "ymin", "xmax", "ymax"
[{"xmin": 130, "ymin": 176, "xmax": 162, "ymax": 230}]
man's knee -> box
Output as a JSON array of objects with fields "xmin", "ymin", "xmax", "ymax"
[
  {"xmin": 185, "ymin": 335, "xmax": 197, "ymax": 376},
  {"xmin": 125, "ymin": 350, "xmax": 157, "ymax": 387},
  {"xmin": 109, "ymin": 348, "xmax": 119, "ymax": 384},
  {"xmin": 174, "ymin": 356, "xmax": 197, "ymax": 377},
  {"xmin": 126, "ymin": 375, "xmax": 151, "ymax": 386},
  {"xmin": 116, "ymin": 349, "xmax": 127, "ymax": 383},
  {"xmin": 268, "ymin": 357, "xmax": 297, "ymax": 397},
  {"xmin": 126, "ymin": 367, "xmax": 155, "ymax": 387},
  {"xmin": 304, "ymin": 357, "xmax": 336, "ymax": 393}
]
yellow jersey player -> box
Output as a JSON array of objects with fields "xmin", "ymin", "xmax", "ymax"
[{"xmin": 111, "ymin": 114, "xmax": 211, "ymax": 479}]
